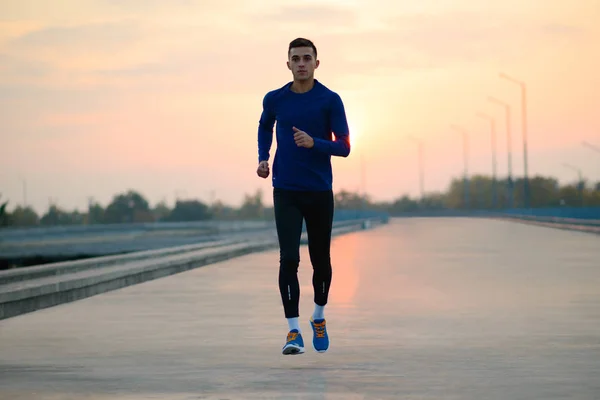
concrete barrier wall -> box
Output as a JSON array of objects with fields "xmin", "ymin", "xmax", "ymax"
[
  {"xmin": 0, "ymin": 210, "xmax": 390, "ymax": 260},
  {"xmin": 0, "ymin": 217, "xmax": 386, "ymax": 320},
  {"xmin": 501, "ymin": 206, "xmax": 600, "ymax": 220},
  {"xmin": 493, "ymin": 215, "xmax": 600, "ymax": 235},
  {"xmin": 390, "ymin": 208, "xmax": 600, "ymax": 234},
  {"xmin": 492, "ymin": 207, "xmax": 600, "ymax": 233},
  {"xmin": 0, "ymin": 209, "xmax": 388, "ymax": 241}
]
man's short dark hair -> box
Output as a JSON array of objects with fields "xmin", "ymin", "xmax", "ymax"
[{"xmin": 288, "ymin": 38, "xmax": 317, "ymax": 58}]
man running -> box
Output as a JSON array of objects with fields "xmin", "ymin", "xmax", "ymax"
[{"xmin": 256, "ymin": 37, "xmax": 351, "ymax": 355}]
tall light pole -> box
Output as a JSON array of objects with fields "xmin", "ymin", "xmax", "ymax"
[
  {"xmin": 500, "ymin": 72, "xmax": 529, "ymax": 208},
  {"xmin": 562, "ymin": 163, "xmax": 584, "ymax": 206},
  {"xmin": 476, "ymin": 112, "xmax": 498, "ymax": 208},
  {"xmin": 488, "ymin": 96, "xmax": 514, "ymax": 208},
  {"xmin": 360, "ymin": 152, "xmax": 366, "ymax": 197},
  {"xmin": 582, "ymin": 142, "xmax": 600, "ymax": 187},
  {"xmin": 360, "ymin": 151, "xmax": 366, "ymax": 210},
  {"xmin": 450, "ymin": 124, "xmax": 470, "ymax": 209},
  {"xmin": 408, "ymin": 135, "xmax": 424, "ymax": 201}
]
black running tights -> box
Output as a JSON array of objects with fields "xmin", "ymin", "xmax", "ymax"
[{"xmin": 273, "ymin": 187, "xmax": 334, "ymax": 319}]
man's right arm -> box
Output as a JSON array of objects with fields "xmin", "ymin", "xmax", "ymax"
[{"xmin": 257, "ymin": 93, "xmax": 275, "ymax": 163}]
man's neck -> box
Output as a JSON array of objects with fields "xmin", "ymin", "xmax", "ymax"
[{"xmin": 290, "ymin": 78, "xmax": 315, "ymax": 94}]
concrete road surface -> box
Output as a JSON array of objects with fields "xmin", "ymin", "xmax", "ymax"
[{"xmin": 1, "ymin": 217, "xmax": 599, "ymax": 399}]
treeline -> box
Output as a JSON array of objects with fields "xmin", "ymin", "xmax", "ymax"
[
  {"xmin": 0, "ymin": 190, "xmax": 270, "ymax": 228},
  {"xmin": 379, "ymin": 175, "xmax": 600, "ymax": 213},
  {"xmin": 1, "ymin": 174, "xmax": 599, "ymax": 228}
]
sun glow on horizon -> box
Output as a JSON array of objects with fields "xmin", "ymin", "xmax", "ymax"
[
  {"xmin": 348, "ymin": 120, "xmax": 361, "ymax": 149},
  {"xmin": 2, "ymin": 0, "xmax": 599, "ymax": 214}
]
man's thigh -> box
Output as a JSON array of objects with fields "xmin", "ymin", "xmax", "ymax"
[
  {"xmin": 302, "ymin": 190, "xmax": 334, "ymax": 256},
  {"xmin": 273, "ymin": 188, "xmax": 304, "ymax": 260}
]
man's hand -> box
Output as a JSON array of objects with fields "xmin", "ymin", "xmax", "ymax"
[
  {"xmin": 257, "ymin": 160, "xmax": 270, "ymax": 179},
  {"xmin": 293, "ymin": 127, "xmax": 314, "ymax": 148}
]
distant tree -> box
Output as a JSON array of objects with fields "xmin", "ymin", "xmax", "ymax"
[
  {"xmin": 389, "ymin": 195, "xmax": 419, "ymax": 213},
  {"xmin": 335, "ymin": 189, "xmax": 370, "ymax": 209},
  {"xmin": 40, "ymin": 204, "xmax": 85, "ymax": 226},
  {"xmin": 420, "ymin": 192, "xmax": 446, "ymax": 210},
  {"xmin": 152, "ymin": 200, "xmax": 171, "ymax": 221},
  {"xmin": 527, "ymin": 176, "xmax": 561, "ymax": 207},
  {"xmin": 9, "ymin": 205, "xmax": 39, "ymax": 226},
  {"xmin": 164, "ymin": 200, "xmax": 211, "ymax": 222},
  {"xmin": 209, "ymin": 199, "xmax": 237, "ymax": 220},
  {"xmin": 557, "ymin": 184, "xmax": 583, "ymax": 207},
  {"xmin": 0, "ymin": 195, "xmax": 9, "ymax": 226},
  {"xmin": 103, "ymin": 190, "xmax": 152, "ymax": 224},
  {"xmin": 587, "ymin": 188, "xmax": 600, "ymax": 206},
  {"xmin": 237, "ymin": 189, "xmax": 265, "ymax": 219},
  {"xmin": 444, "ymin": 177, "xmax": 469, "ymax": 209},
  {"xmin": 87, "ymin": 201, "xmax": 105, "ymax": 224}
]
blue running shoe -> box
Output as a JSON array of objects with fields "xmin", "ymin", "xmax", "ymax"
[
  {"xmin": 310, "ymin": 317, "xmax": 329, "ymax": 353},
  {"xmin": 282, "ymin": 329, "xmax": 305, "ymax": 355}
]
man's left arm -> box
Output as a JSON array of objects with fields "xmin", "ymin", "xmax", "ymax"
[{"xmin": 312, "ymin": 93, "xmax": 351, "ymax": 157}]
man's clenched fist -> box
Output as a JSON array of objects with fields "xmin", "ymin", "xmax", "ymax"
[
  {"xmin": 257, "ymin": 160, "xmax": 270, "ymax": 178},
  {"xmin": 293, "ymin": 126, "xmax": 314, "ymax": 148}
]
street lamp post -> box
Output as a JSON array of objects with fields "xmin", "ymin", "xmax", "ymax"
[
  {"xmin": 582, "ymin": 142, "xmax": 600, "ymax": 186},
  {"xmin": 562, "ymin": 163, "xmax": 584, "ymax": 206},
  {"xmin": 476, "ymin": 112, "xmax": 498, "ymax": 209},
  {"xmin": 488, "ymin": 96, "xmax": 514, "ymax": 208},
  {"xmin": 360, "ymin": 151, "xmax": 366, "ymax": 210},
  {"xmin": 500, "ymin": 72, "xmax": 529, "ymax": 208},
  {"xmin": 450, "ymin": 124, "xmax": 470, "ymax": 209},
  {"xmin": 408, "ymin": 135, "xmax": 424, "ymax": 201}
]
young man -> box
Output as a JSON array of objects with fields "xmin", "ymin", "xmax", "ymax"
[{"xmin": 256, "ymin": 38, "xmax": 351, "ymax": 355}]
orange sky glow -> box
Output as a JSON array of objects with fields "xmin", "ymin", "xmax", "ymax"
[{"xmin": 1, "ymin": 0, "xmax": 599, "ymax": 213}]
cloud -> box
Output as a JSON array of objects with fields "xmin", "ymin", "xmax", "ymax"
[
  {"xmin": 309, "ymin": 11, "xmax": 590, "ymax": 73},
  {"xmin": 9, "ymin": 20, "xmax": 143, "ymax": 54},
  {"xmin": 92, "ymin": 62, "xmax": 175, "ymax": 77},
  {"xmin": 0, "ymin": 53, "xmax": 54, "ymax": 80},
  {"xmin": 100, "ymin": 0, "xmax": 195, "ymax": 8},
  {"xmin": 253, "ymin": 4, "xmax": 359, "ymax": 29},
  {"xmin": 97, "ymin": 0, "xmax": 242, "ymax": 11},
  {"xmin": 1, "ymin": 3, "xmax": 590, "ymax": 99},
  {"xmin": 541, "ymin": 23, "xmax": 584, "ymax": 36},
  {"xmin": 0, "ymin": 20, "xmax": 42, "ymax": 43}
]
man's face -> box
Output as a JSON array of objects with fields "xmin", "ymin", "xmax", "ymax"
[{"xmin": 287, "ymin": 46, "xmax": 319, "ymax": 81}]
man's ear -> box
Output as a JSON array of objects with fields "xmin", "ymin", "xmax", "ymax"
[
  {"xmin": 287, "ymin": 61, "xmax": 291, "ymax": 70},
  {"xmin": 315, "ymin": 59, "xmax": 320, "ymax": 69}
]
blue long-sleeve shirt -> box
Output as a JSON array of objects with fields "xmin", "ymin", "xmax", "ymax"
[{"xmin": 257, "ymin": 79, "xmax": 351, "ymax": 191}]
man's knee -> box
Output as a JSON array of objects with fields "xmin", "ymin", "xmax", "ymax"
[
  {"xmin": 308, "ymin": 247, "xmax": 330, "ymax": 265},
  {"xmin": 279, "ymin": 253, "xmax": 300, "ymax": 273}
]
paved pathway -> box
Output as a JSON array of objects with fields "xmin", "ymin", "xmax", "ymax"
[{"xmin": 1, "ymin": 218, "xmax": 599, "ymax": 399}]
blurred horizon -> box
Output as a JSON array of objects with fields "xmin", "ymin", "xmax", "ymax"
[{"xmin": 2, "ymin": 0, "xmax": 599, "ymax": 215}]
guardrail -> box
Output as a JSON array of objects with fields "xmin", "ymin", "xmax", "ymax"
[
  {"xmin": 0, "ymin": 217, "xmax": 387, "ymax": 320},
  {"xmin": 390, "ymin": 208, "xmax": 600, "ymax": 234},
  {"xmin": 490, "ymin": 214, "xmax": 600, "ymax": 235},
  {"xmin": 0, "ymin": 237, "xmax": 246, "ymax": 286},
  {"xmin": 0, "ymin": 210, "xmax": 390, "ymax": 261},
  {"xmin": 0, "ymin": 220, "xmax": 274, "ymax": 243},
  {"xmin": 501, "ymin": 214, "xmax": 600, "ymax": 226},
  {"xmin": 501, "ymin": 206, "xmax": 600, "ymax": 220}
]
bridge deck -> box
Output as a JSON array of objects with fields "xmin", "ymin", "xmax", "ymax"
[{"xmin": 1, "ymin": 218, "xmax": 599, "ymax": 399}]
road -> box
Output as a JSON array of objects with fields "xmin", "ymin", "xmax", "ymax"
[{"xmin": 1, "ymin": 217, "xmax": 599, "ymax": 399}]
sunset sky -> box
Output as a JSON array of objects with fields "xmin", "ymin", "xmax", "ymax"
[{"xmin": 2, "ymin": 0, "xmax": 599, "ymax": 214}]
